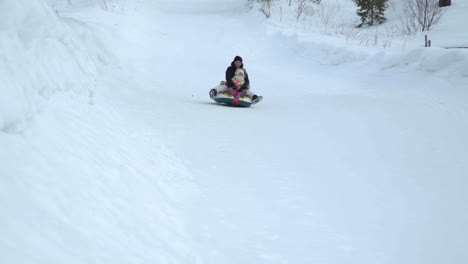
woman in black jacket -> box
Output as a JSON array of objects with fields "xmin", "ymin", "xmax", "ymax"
[{"xmin": 225, "ymin": 56, "xmax": 250, "ymax": 91}]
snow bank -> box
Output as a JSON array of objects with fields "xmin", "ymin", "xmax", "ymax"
[
  {"xmin": 260, "ymin": 0, "xmax": 468, "ymax": 79},
  {"xmin": 381, "ymin": 47, "xmax": 468, "ymax": 78},
  {"xmin": 0, "ymin": 0, "xmax": 105, "ymax": 133},
  {"xmin": 0, "ymin": 2, "xmax": 199, "ymax": 263}
]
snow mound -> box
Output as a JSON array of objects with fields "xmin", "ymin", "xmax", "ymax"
[{"xmin": 0, "ymin": 0, "xmax": 106, "ymax": 133}]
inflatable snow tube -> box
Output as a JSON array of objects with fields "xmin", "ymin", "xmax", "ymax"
[{"xmin": 212, "ymin": 92, "xmax": 252, "ymax": 107}]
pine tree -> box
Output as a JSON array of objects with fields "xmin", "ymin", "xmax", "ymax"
[
  {"xmin": 373, "ymin": 0, "xmax": 388, "ymax": 25},
  {"xmin": 354, "ymin": 0, "xmax": 389, "ymax": 28},
  {"xmin": 355, "ymin": 0, "xmax": 369, "ymax": 27}
]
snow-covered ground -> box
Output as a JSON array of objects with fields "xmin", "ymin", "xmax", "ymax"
[{"xmin": 1, "ymin": 0, "xmax": 467, "ymax": 263}]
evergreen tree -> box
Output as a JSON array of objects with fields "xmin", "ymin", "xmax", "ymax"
[{"xmin": 354, "ymin": 0, "xmax": 389, "ymax": 28}]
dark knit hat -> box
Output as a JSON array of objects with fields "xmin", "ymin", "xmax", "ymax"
[{"xmin": 234, "ymin": 56, "xmax": 243, "ymax": 62}]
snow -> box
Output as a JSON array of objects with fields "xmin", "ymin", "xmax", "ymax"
[
  {"xmin": 0, "ymin": 0, "xmax": 105, "ymax": 133},
  {"xmin": 1, "ymin": 0, "xmax": 467, "ymax": 263}
]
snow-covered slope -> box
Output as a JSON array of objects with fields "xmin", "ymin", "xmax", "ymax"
[
  {"xmin": 1, "ymin": 0, "xmax": 467, "ymax": 263},
  {"xmin": 0, "ymin": 0, "xmax": 106, "ymax": 133},
  {"xmin": 0, "ymin": 1, "xmax": 197, "ymax": 263}
]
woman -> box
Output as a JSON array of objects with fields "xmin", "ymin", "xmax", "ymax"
[{"xmin": 225, "ymin": 56, "xmax": 250, "ymax": 93}]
